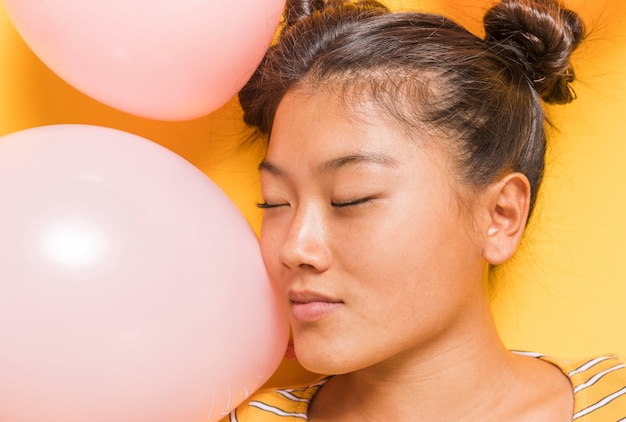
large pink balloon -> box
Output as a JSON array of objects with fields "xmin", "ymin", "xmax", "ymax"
[
  {"xmin": 1, "ymin": 0, "xmax": 285, "ymax": 120},
  {"xmin": 0, "ymin": 125, "xmax": 289, "ymax": 422}
]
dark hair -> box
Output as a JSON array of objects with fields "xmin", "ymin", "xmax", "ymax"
[{"xmin": 239, "ymin": 0, "xmax": 585, "ymax": 217}]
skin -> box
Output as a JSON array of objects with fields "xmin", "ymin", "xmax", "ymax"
[{"xmin": 258, "ymin": 89, "xmax": 574, "ymax": 421}]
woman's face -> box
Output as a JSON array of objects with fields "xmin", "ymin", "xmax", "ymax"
[{"xmin": 259, "ymin": 90, "xmax": 492, "ymax": 375}]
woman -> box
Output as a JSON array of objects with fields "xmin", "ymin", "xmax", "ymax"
[{"xmin": 228, "ymin": 0, "xmax": 626, "ymax": 420}]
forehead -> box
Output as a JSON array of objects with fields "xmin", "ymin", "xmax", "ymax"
[{"xmin": 268, "ymin": 89, "xmax": 417, "ymax": 161}]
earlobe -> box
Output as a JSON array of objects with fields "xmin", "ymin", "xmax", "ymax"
[{"xmin": 482, "ymin": 173, "xmax": 531, "ymax": 265}]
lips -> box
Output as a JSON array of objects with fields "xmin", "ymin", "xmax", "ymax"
[{"xmin": 288, "ymin": 290, "xmax": 342, "ymax": 323}]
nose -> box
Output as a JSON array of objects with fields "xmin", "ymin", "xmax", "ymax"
[{"xmin": 279, "ymin": 205, "xmax": 332, "ymax": 272}]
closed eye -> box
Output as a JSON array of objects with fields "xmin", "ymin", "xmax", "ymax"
[
  {"xmin": 330, "ymin": 196, "xmax": 374, "ymax": 208},
  {"xmin": 256, "ymin": 201, "xmax": 289, "ymax": 209}
]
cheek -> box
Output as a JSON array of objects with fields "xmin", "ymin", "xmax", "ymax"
[
  {"xmin": 335, "ymin": 198, "xmax": 472, "ymax": 285},
  {"xmin": 259, "ymin": 222, "xmax": 284, "ymax": 278},
  {"xmin": 329, "ymin": 216, "xmax": 418, "ymax": 295}
]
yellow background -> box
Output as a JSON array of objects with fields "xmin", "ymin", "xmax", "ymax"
[{"xmin": 1, "ymin": 0, "xmax": 625, "ymax": 387}]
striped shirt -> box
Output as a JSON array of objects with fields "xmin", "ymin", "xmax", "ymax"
[{"xmin": 226, "ymin": 354, "xmax": 626, "ymax": 421}]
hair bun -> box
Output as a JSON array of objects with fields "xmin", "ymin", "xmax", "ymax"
[{"xmin": 483, "ymin": 0, "xmax": 585, "ymax": 104}]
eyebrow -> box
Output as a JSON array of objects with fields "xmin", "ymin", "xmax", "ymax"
[
  {"xmin": 258, "ymin": 152, "xmax": 397, "ymax": 175},
  {"xmin": 258, "ymin": 160, "xmax": 282, "ymax": 174},
  {"xmin": 319, "ymin": 152, "xmax": 397, "ymax": 172}
]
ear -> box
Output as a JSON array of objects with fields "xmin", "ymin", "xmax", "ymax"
[{"xmin": 481, "ymin": 172, "xmax": 531, "ymax": 265}]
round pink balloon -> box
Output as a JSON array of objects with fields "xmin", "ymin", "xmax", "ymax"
[
  {"xmin": 1, "ymin": 0, "xmax": 285, "ymax": 120},
  {"xmin": 0, "ymin": 125, "xmax": 289, "ymax": 422}
]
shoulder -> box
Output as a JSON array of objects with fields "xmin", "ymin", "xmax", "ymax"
[
  {"xmin": 224, "ymin": 377, "xmax": 330, "ymax": 422},
  {"xmin": 519, "ymin": 352, "xmax": 626, "ymax": 420}
]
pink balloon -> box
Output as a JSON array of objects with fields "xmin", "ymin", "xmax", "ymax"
[
  {"xmin": 0, "ymin": 125, "xmax": 289, "ymax": 422},
  {"xmin": 1, "ymin": 0, "xmax": 285, "ymax": 120}
]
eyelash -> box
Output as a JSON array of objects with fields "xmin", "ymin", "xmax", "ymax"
[
  {"xmin": 331, "ymin": 196, "xmax": 374, "ymax": 208},
  {"xmin": 256, "ymin": 201, "xmax": 287, "ymax": 209}
]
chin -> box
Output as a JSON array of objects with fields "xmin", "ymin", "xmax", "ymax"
[{"xmin": 295, "ymin": 341, "xmax": 364, "ymax": 376}]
